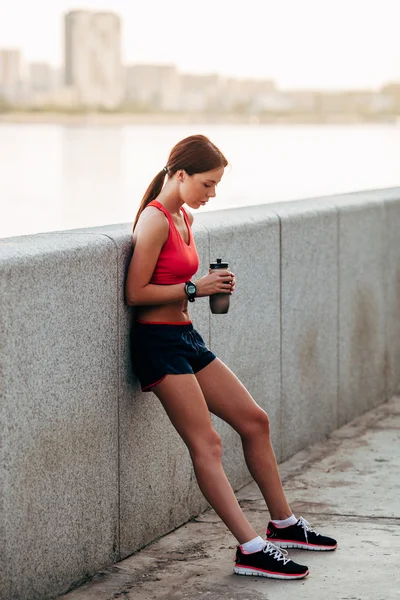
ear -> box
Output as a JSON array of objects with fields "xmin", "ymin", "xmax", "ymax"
[{"xmin": 177, "ymin": 169, "xmax": 186, "ymax": 183}]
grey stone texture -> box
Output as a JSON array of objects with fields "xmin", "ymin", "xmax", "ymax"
[
  {"xmin": 384, "ymin": 192, "xmax": 400, "ymax": 398},
  {"xmin": 1, "ymin": 187, "xmax": 399, "ymax": 599},
  {"xmin": 333, "ymin": 191, "xmax": 388, "ymax": 426},
  {"xmin": 1, "ymin": 233, "xmax": 119, "ymax": 600},
  {"xmin": 268, "ymin": 199, "xmax": 339, "ymax": 460}
]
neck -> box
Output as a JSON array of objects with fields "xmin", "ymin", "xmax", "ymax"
[{"xmin": 155, "ymin": 180, "xmax": 183, "ymax": 216}]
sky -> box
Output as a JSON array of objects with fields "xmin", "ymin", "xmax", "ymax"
[{"xmin": 0, "ymin": 0, "xmax": 399, "ymax": 91}]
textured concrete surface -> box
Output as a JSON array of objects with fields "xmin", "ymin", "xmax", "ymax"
[
  {"xmin": 2, "ymin": 189, "xmax": 400, "ymax": 599},
  {"xmin": 384, "ymin": 193, "xmax": 400, "ymax": 399},
  {"xmin": 1, "ymin": 233, "xmax": 119, "ymax": 600},
  {"xmin": 269, "ymin": 198, "xmax": 338, "ymax": 460},
  {"xmin": 333, "ymin": 193, "xmax": 387, "ymax": 427},
  {"xmin": 202, "ymin": 206, "xmax": 282, "ymax": 470},
  {"xmin": 60, "ymin": 396, "xmax": 400, "ymax": 600}
]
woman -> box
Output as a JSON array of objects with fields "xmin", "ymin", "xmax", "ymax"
[{"xmin": 125, "ymin": 134, "xmax": 336, "ymax": 580}]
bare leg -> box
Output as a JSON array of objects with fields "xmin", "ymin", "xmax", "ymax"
[
  {"xmin": 152, "ymin": 373, "xmax": 258, "ymax": 544},
  {"xmin": 195, "ymin": 358, "xmax": 292, "ymax": 520}
]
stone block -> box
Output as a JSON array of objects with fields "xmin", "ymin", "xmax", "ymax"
[
  {"xmin": 383, "ymin": 192, "xmax": 400, "ymax": 397},
  {"xmin": 0, "ymin": 233, "xmax": 119, "ymax": 600},
  {"xmin": 269, "ymin": 198, "xmax": 338, "ymax": 460},
  {"xmin": 333, "ymin": 191, "xmax": 387, "ymax": 426}
]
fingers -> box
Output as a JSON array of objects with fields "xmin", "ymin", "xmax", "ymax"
[
  {"xmin": 207, "ymin": 269, "xmax": 236, "ymax": 294},
  {"xmin": 219, "ymin": 273, "xmax": 235, "ymax": 283},
  {"xmin": 208, "ymin": 269, "xmax": 234, "ymax": 278},
  {"xmin": 224, "ymin": 274, "xmax": 235, "ymax": 294}
]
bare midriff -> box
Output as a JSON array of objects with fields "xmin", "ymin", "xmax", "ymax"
[{"xmin": 135, "ymin": 299, "xmax": 191, "ymax": 323}]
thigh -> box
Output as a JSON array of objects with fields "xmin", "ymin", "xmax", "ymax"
[
  {"xmin": 152, "ymin": 373, "xmax": 218, "ymax": 453},
  {"xmin": 194, "ymin": 358, "xmax": 267, "ymax": 433}
]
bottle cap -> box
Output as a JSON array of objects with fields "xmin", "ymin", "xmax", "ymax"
[{"xmin": 210, "ymin": 258, "xmax": 228, "ymax": 269}]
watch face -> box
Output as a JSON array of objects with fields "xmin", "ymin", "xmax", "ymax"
[{"xmin": 187, "ymin": 284, "xmax": 196, "ymax": 295}]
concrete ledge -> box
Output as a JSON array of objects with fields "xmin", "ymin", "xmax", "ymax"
[
  {"xmin": 335, "ymin": 194, "xmax": 387, "ymax": 425},
  {"xmin": 269, "ymin": 198, "xmax": 339, "ymax": 460},
  {"xmin": 1, "ymin": 234, "xmax": 119, "ymax": 600},
  {"xmin": 384, "ymin": 193, "xmax": 400, "ymax": 398},
  {"xmin": 1, "ymin": 187, "xmax": 400, "ymax": 600}
]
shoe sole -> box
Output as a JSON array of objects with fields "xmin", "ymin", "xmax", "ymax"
[
  {"xmin": 269, "ymin": 540, "xmax": 337, "ymax": 551},
  {"xmin": 234, "ymin": 566, "xmax": 309, "ymax": 580}
]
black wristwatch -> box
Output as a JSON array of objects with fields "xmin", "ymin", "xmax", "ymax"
[{"xmin": 184, "ymin": 280, "xmax": 197, "ymax": 302}]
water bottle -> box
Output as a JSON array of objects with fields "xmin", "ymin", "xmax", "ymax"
[{"xmin": 209, "ymin": 258, "xmax": 231, "ymax": 314}]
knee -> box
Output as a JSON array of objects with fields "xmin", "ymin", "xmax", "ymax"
[
  {"xmin": 241, "ymin": 408, "xmax": 270, "ymax": 439},
  {"xmin": 190, "ymin": 430, "xmax": 222, "ymax": 463}
]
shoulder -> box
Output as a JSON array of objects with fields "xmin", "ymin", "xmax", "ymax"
[
  {"xmin": 184, "ymin": 207, "xmax": 194, "ymax": 226},
  {"xmin": 132, "ymin": 206, "xmax": 169, "ymax": 244}
]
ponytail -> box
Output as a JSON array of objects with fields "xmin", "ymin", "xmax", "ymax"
[{"xmin": 132, "ymin": 168, "xmax": 168, "ymax": 231}]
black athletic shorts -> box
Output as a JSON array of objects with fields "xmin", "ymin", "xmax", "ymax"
[{"xmin": 130, "ymin": 320, "xmax": 217, "ymax": 392}]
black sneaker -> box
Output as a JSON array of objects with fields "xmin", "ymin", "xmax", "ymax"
[
  {"xmin": 267, "ymin": 517, "xmax": 337, "ymax": 551},
  {"xmin": 234, "ymin": 541, "xmax": 309, "ymax": 580}
]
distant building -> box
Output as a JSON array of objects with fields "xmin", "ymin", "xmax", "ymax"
[
  {"xmin": 29, "ymin": 63, "xmax": 53, "ymax": 92},
  {"xmin": 220, "ymin": 77, "xmax": 276, "ymax": 112},
  {"xmin": 282, "ymin": 90, "xmax": 319, "ymax": 113},
  {"xmin": 0, "ymin": 49, "xmax": 23, "ymax": 102},
  {"xmin": 64, "ymin": 10, "xmax": 123, "ymax": 109},
  {"xmin": 380, "ymin": 83, "xmax": 400, "ymax": 113},
  {"xmin": 125, "ymin": 64, "xmax": 180, "ymax": 111},
  {"xmin": 316, "ymin": 90, "xmax": 390, "ymax": 115},
  {"xmin": 180, "ymin": 73, "xmax": 225, "ymax": 112},
  {"xmin": 30, "ymin": 86, "xmax": 79, "ymax": 109}
]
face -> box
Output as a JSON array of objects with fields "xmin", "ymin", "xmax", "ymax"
[{"xmin": 178, "ymin": 166, "xmax": 225, "ymax": 209}]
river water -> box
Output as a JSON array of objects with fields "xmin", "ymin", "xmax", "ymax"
[{"xmin": 0, "ymin": 123, "xmax": 399, "ymax": 238}]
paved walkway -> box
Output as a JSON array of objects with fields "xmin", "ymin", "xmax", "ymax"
[{"xmin": 61, "ymin": 396, "xmax": 400, "ymax": 600}]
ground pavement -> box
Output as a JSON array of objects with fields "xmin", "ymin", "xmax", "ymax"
[{"xmin": 60, "ymin": 396, "xmax": 400, "ymax": 600}]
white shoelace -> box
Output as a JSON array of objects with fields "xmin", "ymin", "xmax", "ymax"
[
  {"xmin": 262, "ymin": 541, "xmax": 290, "ymax": 565},
  {"xmin": 298, "ymin": 517, "xmax": 320, "ymax": 543}
]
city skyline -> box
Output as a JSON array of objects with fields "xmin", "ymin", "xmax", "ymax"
[{"xmin": 0, "ymin": 0, "xmax": 399, "ymax": 91}]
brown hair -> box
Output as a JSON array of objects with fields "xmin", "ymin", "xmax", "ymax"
[{"xmin": 133, "ymin": 134, "xmax": 228, "ymax": 230}]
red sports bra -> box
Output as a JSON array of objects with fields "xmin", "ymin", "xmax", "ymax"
[{"xmin": 147, "ymin": 200, "xmax": 199, "ymax": 285}]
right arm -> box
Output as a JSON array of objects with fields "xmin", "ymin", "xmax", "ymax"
[
  {"xmin": 125, "ymin": 208, "xmax": 235, "ymax": 306},
  {"xmin": 125, "ymin": 209, "xmax": 187, "ymax": 306}
]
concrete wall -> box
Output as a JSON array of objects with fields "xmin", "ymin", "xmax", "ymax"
[{"xmin": 1, "ymin": 188, "xmax": 399, "ymax": 600}]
